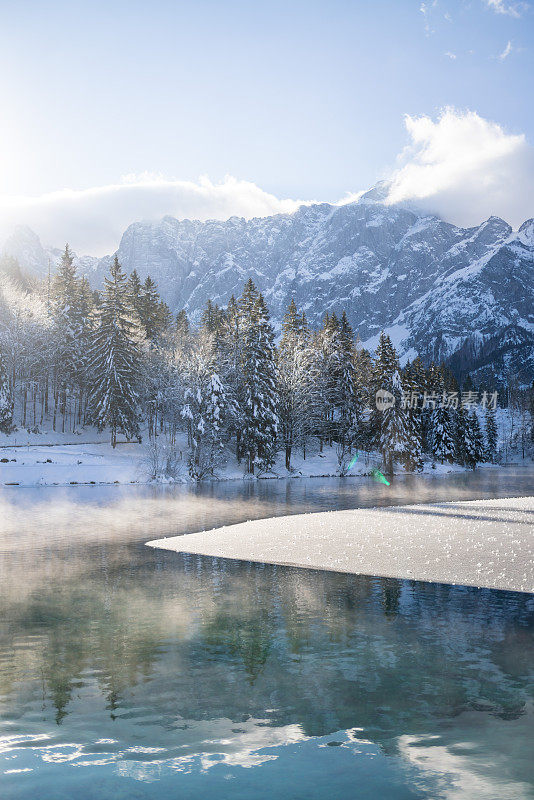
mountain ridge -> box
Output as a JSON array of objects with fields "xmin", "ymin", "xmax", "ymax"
[{"xmin": 2, "ymin": 191, "xmax": 533, "ymax": 387}]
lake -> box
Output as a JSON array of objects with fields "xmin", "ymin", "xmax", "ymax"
[{"xmin": 1, "ymin": 467, "xmax": 533, "ymax": 799}]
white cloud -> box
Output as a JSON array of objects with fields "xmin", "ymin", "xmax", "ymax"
[
  {"xmin": 1, "ymin": 111, "xmax": 532, "ymax": 257},
  {"xmin": 386, "ymin": 108, "xmax": 534, "ymax": 228},
  {"xmin": 420, "ymin": 0, "xmax": 438, "ymax": 34},
  {"xmin": 498, "ymin": 40, "xmax": 513, "ymax": 59},
  {"xmin": 444, "ymin": 51, "xmax": 457, "ymax": 59},
  {"xmin": 482, "ymin": 0, "xmax": 529, "ymax": 17},
  {"xmin": 0, "ymin": 175, "xmax": 306, "ymax": 256}
]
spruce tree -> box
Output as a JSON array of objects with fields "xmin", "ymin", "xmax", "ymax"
[
  {"xmin": 310, "ymin": 316, "xmax": 336, "ymax": 446},
  {"xmin": 174, "ymin": 310, "xmax": 191, "ymax": 353},
  {"xmin": 239, "ymin": 281, "xmax": 278, "ymax": 474},
  {"xmin": 463, "ymin": 411, "xmax": 484, "ymax": 469},
  {"xmin": 371, "ymin": 335, "xmax": 420, "ymax": 473},
  {"xmin": 471, "ymin": 411, "xmax": 485, "ymax": 464},
  {"xmin": 87, "ymin": 257, "xmax": 142, "ymax": 447},
  {"xmin": 181, "ymin": 334, "xmax": 228, "ymax": 479},
  {"xmin": 454, "ymin": 405, "xmax": 468, "ymax": 465},
  {"xmin": 371, "ymin": 332, "xmax": 398, "ymax": 465},
  {"xmin": 278, "ymin": 299, "xmax": 313, "ymax": 469},
  {"xmin": 334, "ymin": 312, "xmax": 360, "ymax": 466},
  {"xmin": 485, "ymin": 409, "xmax": 498, "ymax": 462},
  {"xmin": 431, "ymin": 406, "xmax": 455, "ymax": 463},
  {"xmin": 176, "ymin": 309, "xmax": 189, "ymax": 335},
  {"xmin": 216, "ymin": 295, "xmax": 243, "ymax": 459},
  {"xmin": 201, "ymin": 299, "xmax": 225, "ymax": 335},
  {"xmin": 379, "ymin": 370, "xmax": 416, "ymax": 475},
  {"xmin": 137, "ymin": 276, "xmax": 166, "ymax": 343},
  {"xmin": 127, "ymin": 269, "xmax": 143, "ymax": 319},
  {"xmin": 399, "ymin": 361, "xmax": 423, "ymax": 471},
  {"xmin": 51, "ymin": 244, "xmax": 87, "ymax": 431}
]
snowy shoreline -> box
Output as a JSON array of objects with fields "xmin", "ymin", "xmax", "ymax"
[
  {"xmin": 147, "ymin": 497, "xmax": 534, "ymax": 594},
  {"xmin": 0, "ymin": 442, "xmax": 516, "ymax": 488},
  {"xmin": 0, "ymin": 439, "xmax": 498, "ymax": 488}
]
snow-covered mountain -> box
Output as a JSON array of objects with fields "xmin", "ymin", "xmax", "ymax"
[{"xmin": 2, "ymin": 189, "xmax": 533, "ymax": 385}]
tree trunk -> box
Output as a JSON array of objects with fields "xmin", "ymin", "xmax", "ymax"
[
  {"xmin": 53, "ymin": 388, "xmax": 59, "ymax": 431},
  {"xmin": 22, "ymin": 386, "xmax": 27, "ymax": 427},
  {"xmin": 285, "ymin": 444, "xmax": 291, "ymax": 471}
]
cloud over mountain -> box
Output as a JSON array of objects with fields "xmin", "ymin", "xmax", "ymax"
[
  {"xmin": 1, "ymin": 110, "xmax": 532, "ymax": 257},
  {"xmin": 385, "ymin": 108, "xmax": 534, "ymax": 229},
  {"xmin": 0, "ymin": 175, "xmax": 305, "ymax": 257}
]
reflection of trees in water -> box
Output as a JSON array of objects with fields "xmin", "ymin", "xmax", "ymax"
[
  {"xmin": 1, "ymin": 545, "xmax": 533, "ymax": 748},
  {"xmin": 381, "ymin": 578, "xmax": 401, "ymax": 616}
]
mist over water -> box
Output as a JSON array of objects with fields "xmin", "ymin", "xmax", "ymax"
[
  {"xmin": 1, "ymin": 465, "xmax": 533, "ymax": 547},
  {"xmin": 1, "ymin": 468, "xmax": 533, "ymax": 799}
]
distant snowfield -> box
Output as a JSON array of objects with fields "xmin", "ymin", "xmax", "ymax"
[{"xmin": 147, "ymin": 497, "xmax": 534, "ymax": 593}]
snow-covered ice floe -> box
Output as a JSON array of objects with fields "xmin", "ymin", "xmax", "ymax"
[{"xmin": 147, "ymin": 497, "xmax": 534, "ymax": 593}]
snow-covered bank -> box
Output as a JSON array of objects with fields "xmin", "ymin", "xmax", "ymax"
[
  {"xmin": 0, "ymin": 437, "xmax": 528, "ymax": 488},
  {"xmin": 0, "ymin": 442, "xmax": 147, "ymax": 486},
  {"xmin": 148, "ymin": 497, "xmax": 534, "ymax": 593}
]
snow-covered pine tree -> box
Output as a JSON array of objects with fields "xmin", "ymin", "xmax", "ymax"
[
  {"xmin": 371, "ymin": 334, "xmax": 422, "ymax": 473},
  {"xmin": 131, "ymin": 275, "xmax": 172, "ymax": 345},
  {"xmin": 156, "ymin": 300, "xmax": 174, "ymax": 340},
  {"xmin": 127, "ymin": 269, "xmax": 143, "ymax": 320},
  {"xmin": 181, "ymin": 333, "xmax": 228, "ymax": 480},
  {"xmin": 213, "ymin": 295, "xmax": 243, "ymax": 460},
  {"xmin": 337, "ymin": 313, "xmax": 359, "ymax": 426},
  {"xmin": 309, "ymin": 315, "xmax": 335, "ymax": 447},
  {"xmin": 379, "ymin": 369, "xmax": 416, "ymax": 475},
  {"xmin": 176, "ymin": 309, "xmax": 189, "ymax": 335},
  {"xmin": 51, "ymin": 244, "xmax": 93, "ymax": 432},
  {"xmin": 140, "ymin": 276, "xmax": 160, "ymax": 341},
  {"xmin": 239, "ymin": 280, "xmax": 278, "ymax": 474},
  {"xmin": 485, "ymin": 408, "xmax": 498, "ymax": 462},
  {"xmin": 399, "ymin": 361, "xmax": 423, "ymax": 471},
  {"xmin": 334, "ymin": 312, "xmax": 360, "ymax": 469},
  {"xmin": 426, "ymin": 366, "xmax": 454, "ymax": 464},
  {"xmin": 277, "ymin": 299, "xmax": 314, "ymax": 470},
  {"xmin": 370, "ymin": 331, "xmax": 398, "ymax": 450},
  {"xmin": 200, "ymin": 299, "xmax": 226, "ymax": 336},
  {"xmin": 87, "ymin": 256, "xmax": 142, "ymax": 447},
  {"xmin": 352, "ymin": 345, "xmax": 374, "ymax": 452},
  {"xmin": 471, "ymin": 410, "xmax": 485, "ymax": 463},
  {"xmin": 462, "ymin": 410, "xmax": 484, "ymax": 469},
  {"xmin": 173, "ymin": 310, "xmax": 191, "ymax": 357},
  {"xmin": 406, "ymin": 355, "xmax": 428, "ymax": 452},
  {"xmin": 454, "ymin": 405, "xmax": 467, "ymax": 465},
  {"xmin": 430, "ymin": 405, "xmax": 455, "ymax": 463},
  {"xmin": 401, "ymin": 415, "xmax": 424, "ymax": 473}
]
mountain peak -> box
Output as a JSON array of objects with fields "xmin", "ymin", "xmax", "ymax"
[
  {"xmin": 517, "ymin": 218, "xmax": 534, "ymax": 246},
  {"xmin": 358, "ymin": 180, "xmax": 392, "ymax": 203}
]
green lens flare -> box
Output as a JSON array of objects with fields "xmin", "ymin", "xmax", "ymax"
[
  {"xmin": 348, "ymin": 452, "xmax": 360, "ymax": 471},
  {"xmin": 371, "ymin": 468, "xmax": 390, "ymax": 486}
]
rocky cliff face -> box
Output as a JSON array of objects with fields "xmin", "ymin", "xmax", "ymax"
[{"xmin": 2, "ymin": 191, "xmax": 533, "ymax": 385}]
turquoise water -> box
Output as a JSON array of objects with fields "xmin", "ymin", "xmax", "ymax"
[{"xmin": 1, "ymin": 470, "xmax": 533, "ymax": 799}]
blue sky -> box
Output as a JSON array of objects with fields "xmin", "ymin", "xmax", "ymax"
[{"xmin": 0, "ymin": 0, "xmax": 532, "ymax": 253}]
